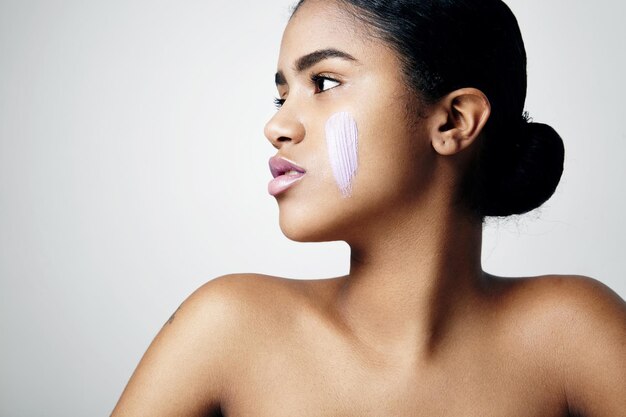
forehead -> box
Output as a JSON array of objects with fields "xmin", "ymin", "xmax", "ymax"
[{"xmin": 278, "ymin": 0, "xmax": 391, "ymax": 69}]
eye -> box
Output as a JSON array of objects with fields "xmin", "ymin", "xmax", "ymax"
[
  {"xmin": 312, "ymin": 74, "xmax": 341, "ymax": 93},
  {"xmin": 273, "ymin": 75, "xmax": 341, "ymax": 109}
]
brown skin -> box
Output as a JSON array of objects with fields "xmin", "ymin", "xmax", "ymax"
[{"xmin": 111, "ymin": 1, "xmax": 626, "ymax": 416}]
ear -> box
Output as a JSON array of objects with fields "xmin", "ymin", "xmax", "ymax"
[{"xmin": 429, "ymin": 88, "xmax": 491, "ymax": 156}]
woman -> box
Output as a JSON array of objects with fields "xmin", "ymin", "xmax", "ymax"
[{"xmin": 111, "ymin": 0, "xmax": 626, "ymax": 416}]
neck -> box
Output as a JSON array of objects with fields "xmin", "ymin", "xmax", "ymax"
[{"xmin": 335, "ymin": 204, "xmax": 486, "ymax": 359}]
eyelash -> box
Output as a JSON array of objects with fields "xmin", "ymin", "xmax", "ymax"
[
  {"xmin": 273, "ymin": 74, "xmax": 341, "ymax": 109},
  {"xmin": 274, "ymin": 97, "xmax": 286, "ymax": 109}
]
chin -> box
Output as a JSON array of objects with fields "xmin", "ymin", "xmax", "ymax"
[
  {"xmin": 277, "ymin": 200, "xmax": 352, "ymax": 243},
  {"xmin": 278, "ymin": 212, "xmax": 334, "ymax": 243}
]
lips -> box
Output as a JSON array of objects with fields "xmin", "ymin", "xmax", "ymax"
[{"xmin": 268, "ymin": 156, "xmax": 306, "ymax": 196}]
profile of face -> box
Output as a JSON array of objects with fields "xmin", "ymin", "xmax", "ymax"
[{"xmin": 265, "ymin": 0, "xmax": 438, "ymax": 243}]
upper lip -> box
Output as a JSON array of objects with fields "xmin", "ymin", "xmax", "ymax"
[{"xmin": 269, "ymin": 155, "xmax": 307, "ymax": 178}]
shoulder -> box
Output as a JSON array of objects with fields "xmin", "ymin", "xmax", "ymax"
[
  {"xmin": 194, "ymin": 272, "xmax": 316, "ymax": 300},
  {"xmin": 175, "ymin": 273, "xmax": 343, "ymax": 379},
  {"xmin": 177, "ymin": 273, "xmax": 299, "ymax": 331},
  {"xmin": 495, "ymin": 274, "xmax": 625, "ymax": 345},
  {"xmin": 500, "ymin": 274, "xmax": 625, "ymax": 329},
  {"xmin": 179, "ymin": 273, "xmax": 340, "ymax": 342},
  {"xmin": 188, "ymin": 272, "xmax": 334, "ymax": 317},
  {"xmin": 112, "ymin": 273, "xmax": 334, "ymax": 415},
  {"xmin": 494, "ymin": 274, "xmax": 626, "ymax": 416}
]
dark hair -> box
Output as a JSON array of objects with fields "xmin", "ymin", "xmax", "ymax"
[{"xmin": 292, "ymin": 0, "xmax": 564, "ymax": 217}]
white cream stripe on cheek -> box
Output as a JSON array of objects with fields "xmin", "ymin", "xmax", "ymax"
[{"xmin": 325, "ymin": 112, "xmax": 359, "ymax": 198}]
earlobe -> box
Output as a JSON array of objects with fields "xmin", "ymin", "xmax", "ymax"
[{"xmin": 431, "ymin": 88, "xmax": 491, "ymax": 156}]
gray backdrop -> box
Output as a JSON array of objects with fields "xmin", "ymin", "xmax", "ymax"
[{"xmin": 1, "ymin": 0, "xmax": 624, "ymax": 415}]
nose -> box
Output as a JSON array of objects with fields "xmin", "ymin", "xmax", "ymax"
[{"xmin": 264, "ymin": 108, "xmax": 305, "ymax": 149}]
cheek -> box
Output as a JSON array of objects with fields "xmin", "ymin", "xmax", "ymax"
[
  {"xmin": 354, "ymin": 104, "xmax": 434, "ymax": 204},
  {"xmin": 325, "ymin": 112, "xmax": 359, "ymax": 197}
]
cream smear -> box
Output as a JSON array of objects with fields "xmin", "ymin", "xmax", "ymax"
[{"xmin": 325, "ymin": 112, "xmax": 359, "ymax": 197}]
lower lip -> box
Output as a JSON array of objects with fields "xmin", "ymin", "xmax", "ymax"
[{"xmin": 268, "ymin": 173, "xmax": 306, "ymax": 196}]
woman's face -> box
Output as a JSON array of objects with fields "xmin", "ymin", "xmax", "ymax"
[{"xmin": 265, "ymin": 0, "xmax": 435, "ymax": 242}]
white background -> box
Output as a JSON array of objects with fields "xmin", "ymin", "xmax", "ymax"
[{"xmin": 1, "ymin": 0, "xmax": 624, "ymax": 415}]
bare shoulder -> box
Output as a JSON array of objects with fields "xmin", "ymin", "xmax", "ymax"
[
  {"xmin": 194, "ymin": 272, "xmax": 328, "ymax": 300},
  {"xmin": 493, "ymin": 274, "xmax": 625, "ymax": 344},
  {"xmin": 154, "ymin": 274, "xmax": 299, "ymax": 350},
  {"xmin": 491, "ymin": 274, "xmax": 626, "ymax": 416},
  {"xmin": 189, "ymin": 272, "xmax": 339, "ymax": 320},
  {"xmin": 112, "ymin": 273, "xmax": 333, "ymax": 416},
  {"xmin": 179, "ymin": 273, "xmax": 342, "ymax": 346},
  {"xmin": 496, "ymin": 274, "xmax": 626, "ymax": 330}
]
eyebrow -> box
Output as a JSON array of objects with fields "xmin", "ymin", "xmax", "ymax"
[{"xmin": 275, "ymin": 48, "xmax": 358, "ymax": 86}]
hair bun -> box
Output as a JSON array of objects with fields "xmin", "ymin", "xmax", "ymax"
[{"xmin": 479, "ymin": 120, "xmax": 565, "ymax": 217}]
